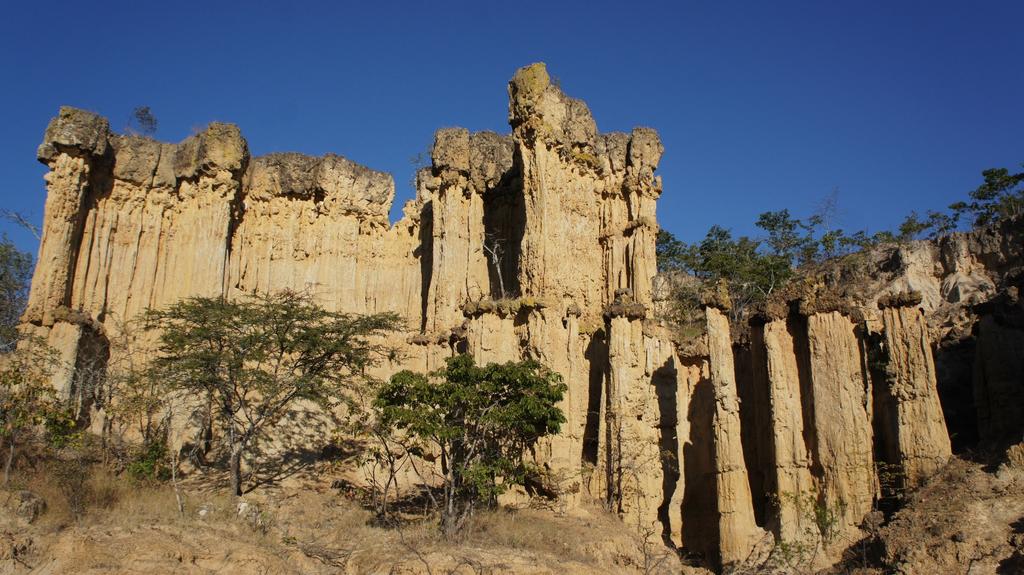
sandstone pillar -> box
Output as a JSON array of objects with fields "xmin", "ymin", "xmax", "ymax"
[
  {"xmin": 25, "ymin": 107, "xmax": 111, "ymax": 325},
  {"xmin": 751, "ymin": 318, "xmax": 817, "ymax": 545},
  {"xmin": 805, "ymin": 311, "xmax": 875, "ymax": 536},
  {"xmin": 972, "ymin": 287, "xmax": 1024, "ymax": 446},
  {"xmin": 878, "ymin": 294, "xmax": 952, "ymax": 488},
  {"xmin": 424, "ymin": 129, "xmax": 487, "ymax": 332},
  {"xmin": 706, "ymin": 306, "xmax": 764, "ymax": 567},
  {"xmin": 604, "ymin": 312, "xmax": 662, "ymax": 531}
]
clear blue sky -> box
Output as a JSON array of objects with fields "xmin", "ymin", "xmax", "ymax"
[{"xmin": 1, "ymin": 1, "xmax": 1021, "ymax": 257}]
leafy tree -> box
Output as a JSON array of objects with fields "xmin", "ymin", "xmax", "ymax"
[
  {"xmin": 0, "ymin": 235, "xmax": 32, "ymax": 353},
  {"xmin": 144, "ymin": 290, "xmax": 402, "ymax": 496},
  {"xmin": 756, "ymin": 209, "xmax": 820, "ymax": 266},
  {"xmin": 128, "ymin": 106, "xmax": 158, "ymax": 136},
  {"xmin": 655, "ymin": 229, "xmax": 689, "ymax": 273},
  {"xmin": 375, "ymin": 354, "xmax": 566, "ymax": 536},
  {"xmin": 0, "ymin": 342, "xmax": 70, "ymax": 483},
  {"xmin": 102, "ymin": 318, "xmax": 176, "ymax": 471},
  {"xmin": 951, "ymin": 164, "xmax": 1024, "ymax": 227},
  {"xmin": 894, "ymin": 210, "xmax": 960, "ymax": 241}
]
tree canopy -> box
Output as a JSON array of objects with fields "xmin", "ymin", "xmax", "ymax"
[
  {"xmin": 656, "ymin": 161, "xmax": 1023, "ymax": 327},
  {"xmin": 375, "ymin": 354, "xmax": 566, "ymax": 535},
  {"xmin": 145, "ymin": 290, "xmax": 403, "ymax": 495},
  {"xmin": 0, "ymin": 235, "xmax": 32, "ymax": 353}
]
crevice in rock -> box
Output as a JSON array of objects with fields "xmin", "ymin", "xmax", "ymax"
[
  {"xmin": 581, "ymin": 330, "xmax": 606, "ymax": 466},
  {"xmin": 733, "ymin": 341, "xmax": 767, "ymax": 528},
  {"xmin": 791, "ymin": 314, "xmax": 823, "ymax": 481},
  {"xmin": 653, "ymin": 357, "xmax": 679, "ymax": 544},
  {"xmin": 680, "ymin": 362, "xmax": 716, "ymax": 562}
]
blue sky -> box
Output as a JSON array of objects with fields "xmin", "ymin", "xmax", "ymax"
[{"xmin": 1, "ymin": 1, "xmax": 1021, "ymax": 256}]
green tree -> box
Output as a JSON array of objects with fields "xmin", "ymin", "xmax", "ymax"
[
  {"xmin": 894, "ymin": 210, "xmax": 960, "ymax": 241},
  {"xmin": 756, "ymin": 209, "xmax": 821, "ymax": 266},
  {"xmin": 144, "ymin": 290, "xmax": 402, "ymax": 496},
  {"xmin": 375, "ymin": 354, "xmax": 566, "ymax": 536},
  {"xmin": 951, "ymin": 164, "xmax": 1024, "ymax": 227},
  {"xmin": 655, "ymin": 229, "xmax": 689, "ymax": 273},
  {"xmin": 0, "ymin": 342, "xmax": 69, "ymax": 483},
  {"xmin": 0, "ymin": 235, "xmax": 32, "ymax": 353}
]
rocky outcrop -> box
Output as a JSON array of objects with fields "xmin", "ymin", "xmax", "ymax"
[
  {"xmin": 509, "ymin": 63, "xmax": 662, "ymax": 319},
  {"xmin": 804, "ymin": 310, "xmax": 876, "ymax": 538},
  {"xmin": 972, "ymin": 283, "xmax": 1024, "ymax": 446},
  {"xmin": 21, "ymin": 63, "xmax": 969, "ymax": 574},
  {"xmin": 705, "ymin": 305, "xmax": 765, "ymax": 567},
  {"xmin": 749, "ymin": 317, "xmax": 817, "ymax": 544},
  {"xmin": 876, "ymin": 293, "xmax": 952, "ymax": 488}
]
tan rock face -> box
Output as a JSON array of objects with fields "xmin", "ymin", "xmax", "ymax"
[
  {"xmin": 750, "ymin": 318, "xmax": 816, "ymax": 544},
  {"xmin": 972, "ymin": 286, "xmax": 1024, "ymax": 446},
  {"xmin": 22, "ymin": 63, "xmax": 961, "ymax": 574},
  {"xmin": 877, "ymin": 300, "xmax": 952, "ymax": 488},
  {"xmin": 705, "ymin": 307, "xmax": 765, "ymax": 567},
  {"xmin": 508, "ymin": 64, "xmax": 662, "ymax": 320},
  {"xmin": 804, "ymin": 311, "xmax": 876, "ymax": 536}
]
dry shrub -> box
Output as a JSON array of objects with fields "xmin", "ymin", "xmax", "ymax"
[
  {"xmin": 460, "ymin": 509, "xmax": 589, "ymax": 561},
  {"xmin": 19, "ymin": 461, "xmax": 127, "ymax": 523}
]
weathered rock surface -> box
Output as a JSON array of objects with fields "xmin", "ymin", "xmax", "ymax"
[
  {"xmin": 705, "ymin": 306, "xmax": 765, "ymax": 567},
  {"xmin": 972, "ymin": 282, "xmax": 1024, "ymax": 447},
  {"xmin": 749, "ymin": 317, "xmax": 816, "ymax": 545},
  {"xmin": 876, "ymin": 295, "xmax": 952, "ymax": 488},
  {"xmin": 20, "ymin": 63, "xmax": 976, "ymax": 574},
  {"xmin": 804, "ymin": 310, "xmax": 876, "ymax": 538}
]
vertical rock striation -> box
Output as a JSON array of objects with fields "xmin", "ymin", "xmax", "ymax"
[
  {"xmin": 877, "ymin": 292, "xmax": 952, "ymax": 488},
  {"xmin": 705, "ymin": 305, "xmax": 765, "ymax": 567},
  {"xmin": 972, "ymin": 284, "xmax": 1024, "ymax": 446},
  {"xmin": 20, "ymin": 63, "xmax": 972, "ymax": 574},
  {"xmin": 803, "ymin": 309, "xmax": 875, "ymax": 537},
  {"xmin": 750, "ymin": 316, "xmax": 817, "ymax": 544}
]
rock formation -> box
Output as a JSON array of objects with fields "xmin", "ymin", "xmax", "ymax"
[
  {"xmin": 21, "ymin": 63, "xmax": 972, "ymax": 573},
  {"xmin": 875, "ymin": 292, "xmax": 952, "ymax": 489},
  {"xmin": 749, "ymin": 316, "xmax": 817, "ymax": 545},
  {"xmin": 972, "ymin": 280, "xmax": 1024, "ymax": 447},
  {"xmin": 705, "ymin": 304, "xmax": 766, "ymax": 567}
]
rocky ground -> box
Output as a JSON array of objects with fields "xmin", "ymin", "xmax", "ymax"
[
  {"xmin": 3, "ymin": 449, "xmax": 1023, "ymax": 574},
  {"xmin": 829, "ymin": 449, "xmax": 1024, "ymax": 575},
  {"xmin": 0, "ymin": 455, "xmax": 699, "ymax": 575}
]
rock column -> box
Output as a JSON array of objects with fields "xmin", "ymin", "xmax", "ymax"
[
  {"xmin": 751, "ymin": 317, "xmax": 817, "ymax": 544},
  {"xmin": 805, "ymin": 310, "xmax": 875, "ymax": 537},
  {"xmin": 25, "ymin": 107, "xmax": 112, "ymax": 326},
  {"xmin": 878, "ymin": 293, "xmax": 952, "ymax": 488},
  {"xmin": 706, "ymin": 305, "xmax": 765, "ymax": 567}
]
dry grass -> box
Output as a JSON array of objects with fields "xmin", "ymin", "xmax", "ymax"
[{"xmin": 3, "ymin": 450, "xmax": 679, "ymax": 574}]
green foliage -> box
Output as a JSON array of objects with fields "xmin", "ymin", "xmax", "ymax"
[
  {"xmin": 127, "ymin": 439, "xmax": 171, "ymax": 482},
  {"xmin": 375, "ymin": 354, "xmax": 566, "ymax": 535},
  {"xmin": 655, "ymin": 229, "xmax": 688, "ymax": 273},
  {"xmin": 0, "ymin": 235, "xmax": 32, "ymax": 353},
  {"xmin": 951, "ymin": 164, "xmax": 1024, "ymax": 227},
  {"xmin": 43, "ymin": 408, "xmax": 79, "ymax": 450},
  {"xmin": 0, "ymin": 342, "xmax": 73, "ymax": 482},
  {"xmin": 145, "ymin": 289, "xmax": 403, "ymax": 495},
  {"xmin": 656, "ymin": 226, "xmax": 792, "ymax": 318},
  {"xmin": 894, "ymin": 210, "xmax": 960, "ymax": 241},
  {"xmin": 756, "ymin": 209, "xmax": 821, "ymax": 266}
]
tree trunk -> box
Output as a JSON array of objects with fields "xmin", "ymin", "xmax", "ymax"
[
  {"xmin": 229, "ymin": 444, "xmax": 243, "ymax": 496},
  {"xmin": 172, "ymin": 450, "xmax": 185, "ymax": 515},
  {"xmin": 3, "ymin": 435, "xmax": 15, "ymax": 484}
]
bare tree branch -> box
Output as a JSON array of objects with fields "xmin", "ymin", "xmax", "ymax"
[{"xmin": 1, "ymin": 210, "xmax": 41, "ymax": 241}]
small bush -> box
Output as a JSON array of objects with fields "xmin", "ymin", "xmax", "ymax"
[{"xmin": 126, "ymin": 440, "xmax": 171, "ymax": 482}]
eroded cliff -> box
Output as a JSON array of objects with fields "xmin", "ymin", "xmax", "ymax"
[{"xmin": 20, "ymin": 63, "xmax": 982, "ymax": 573}]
